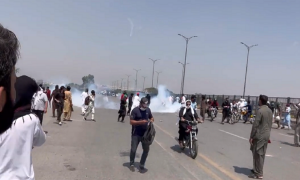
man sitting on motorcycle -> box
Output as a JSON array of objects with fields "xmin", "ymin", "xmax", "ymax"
[
  {"xmin": 178, "ymin": 100, "xmax": 202, "ymax": 148},
  {"xmin": 242, "ymin": 100, "xmax": 252, "ymax": 123},
  {"xmin": 209, "ymin": 99, "xmax": 219, "ymax": 117},
  {"xmin": 221, "ymin": 97, "xmax": 231, "ymax": 124}
]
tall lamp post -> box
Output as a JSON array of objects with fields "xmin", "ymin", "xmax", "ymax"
[
  {"xmin": 133, "ymin": 69, "xmax": 141, "ymax": 91},
  {"xmin": 240, "ymin": 42, "xmax": 258, "ymax": 98},
  {"xmin": 149, "ymin": 58, "xmax": 159, "ymax": 88},
  {"xmin": 126, "ymin": 75, "xmax": 130, "ymax": 90},
  {"xmin": 178, "ymin": 62, "xmax": 189, "ymax": 95},
  {"xmin": 142, "ymin": 76, "xmax": 146, "ymax": 91},
  {"xmin": 155, "ymin": 71, "xmax": 162, "ymax": 88},
  {"xmin": 178, "ymin": 34, "xmax": 197, "ymax": 95},
  {"xmin": 120, "ymin": 78, "xmax": 124, "ymax": 90}
]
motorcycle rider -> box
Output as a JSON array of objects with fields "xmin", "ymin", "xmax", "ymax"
[
  {"xmin": 209, "ymin": 99, "xmax": 219, "ymax": 117},
  {"xmin": 242, "ymin": 100, "xmax": 252, "ymax": 123},
  {"xmin": 221, "ymin": 97, "xmax": 231, "ymax": 124},
  {"xmin": 178, "ymin": 100, "xmax": 202, "ymax": 148}
]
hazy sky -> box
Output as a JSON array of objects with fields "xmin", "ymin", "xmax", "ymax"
[{"xmin": 1, "ymin": 0, "xmax": 299, "ymax": 97}]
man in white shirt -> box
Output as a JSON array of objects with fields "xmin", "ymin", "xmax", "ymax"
[
  {"xmin": 32, "ymin": 86, "xmax": 48, "ymax": 125},
  {"xmin": 0, "ymin": 75, "xmax": 46, "ymax": 180},
  {"xmin": 81, "ymin": 88, "xmax": 89, "ymax": 115},
  {"xmin": 131, "ymin": 92, "xmax": 141, "ymax": 113}
]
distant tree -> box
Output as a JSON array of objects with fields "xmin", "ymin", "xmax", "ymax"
[
  {"xmin": 144, "ymin": 87, "xmax": 158, "ymax": 95},
  {"xmin": 82, "ymin": 74, "xmax": 95, "ymax": 86}
]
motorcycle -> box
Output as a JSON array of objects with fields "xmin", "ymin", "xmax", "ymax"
[
  {"xmin": 181, "ymin": 120, "xmax": 199, "ymax": 159},
  {"xmin": 209, "ymin": 107, "xmax": 217, "ymax": 121}
]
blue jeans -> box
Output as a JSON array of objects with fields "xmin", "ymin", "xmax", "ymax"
[
  {"xmin": 283, "ymin": 114, "xmax": 291, "ymax": 128},
  {"xmin": 130, "ymin": 135, "xmax": 150, "ymax": 167}
]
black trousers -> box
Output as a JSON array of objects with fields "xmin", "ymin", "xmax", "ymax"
[
  {"xmin": 32, "ymin": 110, "xmax": 44, "ymax": 125},
  {"xmin": 127, "ymin": 104, "xmax": 132, "ymax": 114},
  {"xmin": 56, "ymin": 103, "xmax": 63, "ymax": 121}
]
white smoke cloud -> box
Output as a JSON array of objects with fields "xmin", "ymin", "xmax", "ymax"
[
  {"xmin": 127, "ymin": 18, "xmax": 134, "ymax": 37},
  {"xmin": 51, "ymin": 84, "xmax": 180, "ymax": 113}
]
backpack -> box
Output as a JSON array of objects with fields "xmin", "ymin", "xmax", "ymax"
[
  {"xmin": 269, "ymin": 101, "xmax": 275, "ymax": 112},
  {"xmin": 84, "ymin": 96, "xmax": 90, "ymax": 106},
  {"xmin": 142, "ymin": 122, "xmax": 156, "ymax": 145}
]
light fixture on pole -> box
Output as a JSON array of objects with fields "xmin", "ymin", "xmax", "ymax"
[
  {"xmin": 178, "ymin": 62, "xmax": 189, "ymax": 95},
  {"xmin": 155, "ymin": 71, "xmax": 162, "ymax": 88},
  {"xmin": 133, "ymin": 69, "xmax": 141, "ymax": 91},
  {"xmin": 149, "ymin": 58, "xmax": 159, "ymax": 88},
  {"xmin": 178, "ymin": 34, "xmax": 197, "ymax": 95},
  {"xmin": 240, "ymin": 42, "xmax": 258, "ymax": 98}
]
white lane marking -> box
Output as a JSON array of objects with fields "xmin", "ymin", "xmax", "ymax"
[
  {"xmin": 154, "ymin": 139, "xmax": 202, "ymax": 180},
  {"xmin": 218, "ymin": 129, "xmax": 248, "ymax": 140},
  {"xmin": 279, "ymin": 133, "xmax": 293, "ymax": 138},
  {"xmin": 266, "ymin": 154, "xmax": 273, "ymax": 157}
]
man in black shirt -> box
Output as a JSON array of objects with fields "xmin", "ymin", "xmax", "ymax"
[
  {"xmin": 129, "ymin": 97, "xmax": 154, "ymax": 171},
  {"xmin": 178, "ymin": 100, "xmax": 201, "ymax": 148},
  {"xmin": 54, "ymin": 86, "xmax": 65, "ymax": 125},
  {"xmin": 127, "ymin": 93, "xmax": 134, "ymax": 116},
  {"xmin": 221, "ymin": 97, "xmax": 231, "ymax": 124}
]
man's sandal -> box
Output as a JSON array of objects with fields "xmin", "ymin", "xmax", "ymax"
[{"xmin": 248, "ymin": 174, "xmax": 263, "ymax": 179}]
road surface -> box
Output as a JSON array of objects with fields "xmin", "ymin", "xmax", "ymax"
[{"xmin": 33, "ymin": 107, "xmax": 300, "ymax": 180}]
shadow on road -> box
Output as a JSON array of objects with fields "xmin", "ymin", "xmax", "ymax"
[
  {"xmin": 120, "ymin": 151, "xmax": 140, "ymax": 158},
  {"xmin": 279, "ymin": 141, "xmax": 295, "ymax": 147},
  {"xmin": 233, "ymin": 166, "xmax": 251, "ymax": 176},
  {"xmin": 287, "ymin": 132, "xmax": 294, "ymax": 136},
  {"xmin": 122, "ymin": 162, "xmax": 148, "ymax": 173}
]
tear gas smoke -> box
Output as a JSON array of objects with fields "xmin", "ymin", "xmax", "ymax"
[{"xmin": 50, "ymin": 84, "xmax": 180, "ymax": 113}]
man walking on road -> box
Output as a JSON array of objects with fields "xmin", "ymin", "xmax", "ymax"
[
  {"xmin": 129, "ymin": 97, "xmax": 154, "ymax": 172},
  {"xmin": 249, "ymin": 95, "xmax": 272, "ymax": 179},
  {"xmin": 127, "ymin": 93, "xmax": 133, "ymax": 115},
  {"xmin": 291, "ymin": 103, "xmax": 300, "ymax": 147},
  {"xmin": 81, "ymin": 88, "xmax": 88, "ymax": 115},
  {"xmin": 50, "ymin": 85, "xmax": 59, "ymax": 117},
  {"xmin": 200, "ymin": 95, "xmax": 206, "ymax": 121},
  {"xmin": 32, "ymin": 87, "xmax": 48, "ymax": 125}
]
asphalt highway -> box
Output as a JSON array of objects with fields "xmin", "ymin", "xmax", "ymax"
[{"xmin": 32, "ymin": 106, "xmax": 300, "ymax": 180}]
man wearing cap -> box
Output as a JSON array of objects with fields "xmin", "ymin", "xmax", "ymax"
[
  {"xmin": 129, "ymin": 97, "xmax": 154, "ymax": 172},
  {"xmin": 131, "ymin": 92, "xmax": 140, "ymax": 113}
]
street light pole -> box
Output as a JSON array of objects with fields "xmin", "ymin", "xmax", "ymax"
[
  {"xmin": 133, "ymin": 69, "xmax": 141, "ymax": 91},
  {"xmin": 126, "ymin": 75, "xmax": 130, "ymax": 90},
  {"xmin": 155, "ymin": 71, "xmax": 162, "ymax": 88},
  {"xmin": 120, "ymin": 78, "xmax": 124, "ymax": 90},
  {"xmin": 178, "ymin": 34, "xmax": 197, "ymax": 95},
  {"xmin": 178, "ymin": 62, "xmax": 189, "ymax": 95},
  {"xmin": 142, "ymin": 76, "xmax": 146, "ymax": 91},
  {"xmin": 240, "ymin": 42, "xmax": 258, "ymax": 98},
  {"xmin": 149, "ymin": 58, "xmax": 159, "ymax": 88}
]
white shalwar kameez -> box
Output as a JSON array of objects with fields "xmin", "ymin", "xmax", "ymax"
[
  {"xmin": 84, "ymin": 95, "xmax": 95, "ymax": 120},
  {"xmin": 81, "ymin": 91, "xmax": 88, "ymax": 114},
  {"xmin": 131, "ymin": 95, "xmax": 140, "ymax": 113}
]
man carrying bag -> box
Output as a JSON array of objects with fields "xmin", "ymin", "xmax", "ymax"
[{"xmin": 129, "ymin": 97, "xmax": 155, "ymax": 172}]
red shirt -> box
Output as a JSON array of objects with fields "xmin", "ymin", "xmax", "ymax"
[{"xmin": 46, "ymin": 90, "xmax": 51, "ymax": 100}]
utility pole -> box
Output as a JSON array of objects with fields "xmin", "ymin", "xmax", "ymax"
[
  {"xmin": 178, "ymin": 34, "xmax": 197, "ymax": 94},
  {"xmin": 120, "ymin": 78, "xmax": 124, "ymax": 90},
  {"xmin": 149, "ymin": 58, "xmax": 159, "ymax": 87},
  {"xmin": 116, "ymin": 80, "xmax": 119, "ymax": 90},
  {"xmin": 126, "ymin": 75, "xmax": 130, "ymax": 90},
  {"xmin": 240, "ymin": 42, "xmax": 258, "ymax": 98},
  {"xmin": 155, "ymin": 71, "xmax": 162, "ymax": 88},
  {"xmin": 133, "ymin": 69, "xmax": 141, "ymax": 91},
  {"xmin": 142, "ymin": 76, "xmax": 146, "ymax": 91},
  {"xmin": 178, "ymin": 62, "xmax": 189, "ymax": 95}
]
